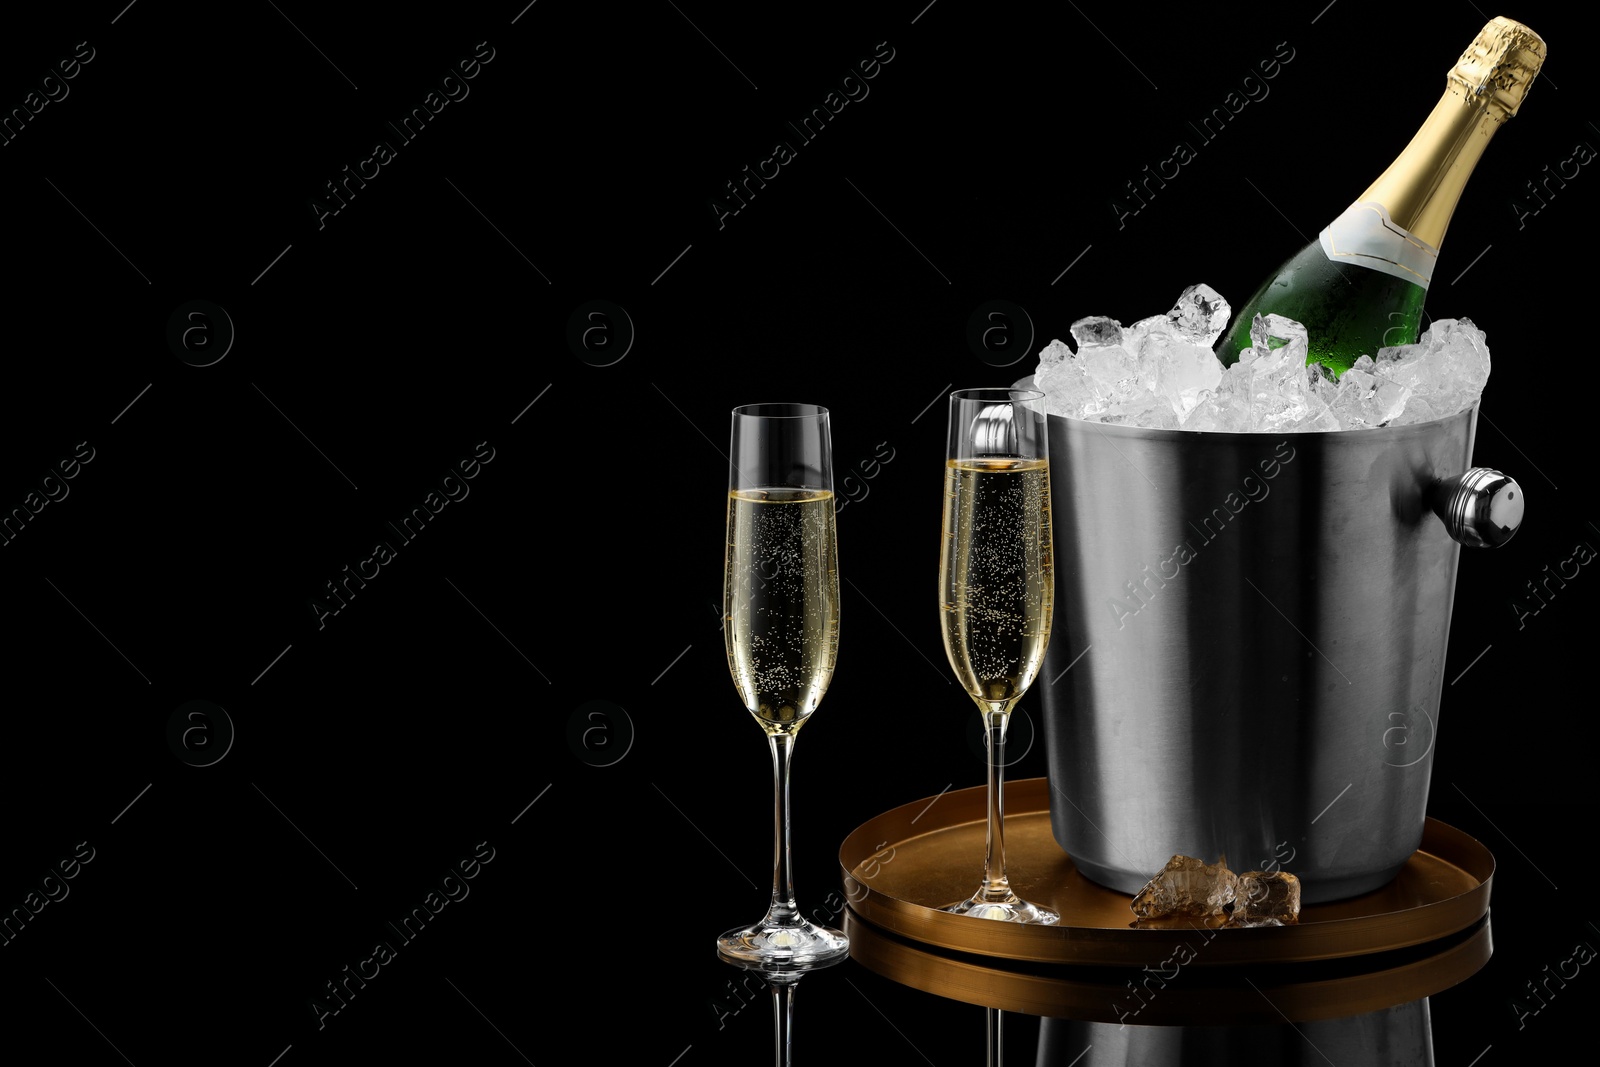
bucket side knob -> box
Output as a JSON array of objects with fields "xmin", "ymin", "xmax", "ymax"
[{"xmin": 1432, "ymin": 467, "xmax": 1523, "ymax": 547}]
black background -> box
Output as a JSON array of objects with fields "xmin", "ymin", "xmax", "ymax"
[{"xmin": 1, "ymin": 2, "xmax": 1594, "ymax": 1064}]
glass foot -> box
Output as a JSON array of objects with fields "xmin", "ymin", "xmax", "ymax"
[
  {"xmin": 942, "ymin": 891, "xmax": 1059, "ymax": 925},
  {"xmin": 716, "ymin": 917, "xmax": 850, "ymax": 968}
]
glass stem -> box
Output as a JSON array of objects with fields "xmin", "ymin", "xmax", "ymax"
[
  {"xmin": 769, "ymin": 978, "xmax": 798, "ymax": 1067},
  {"xmin": 767, "ymin": 730, "xmax": 800, "ymax": 925},
  {"xmin": 981, "ymin": 708, "xmax": 1012, "ymax": 901},
  {"xmin": 986, "ymin": 1006, "xmax": 1004, "ymax": 1067}
]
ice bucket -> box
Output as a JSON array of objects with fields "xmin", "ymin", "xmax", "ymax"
[{"xmin": 1036, "ymin": 403, "xmax": 1520, "ymax": 903}]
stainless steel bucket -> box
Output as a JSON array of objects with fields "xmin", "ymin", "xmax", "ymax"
[{"xmin": 1037, "ymin": 404, "xmax": 1520, "ymax": 902}]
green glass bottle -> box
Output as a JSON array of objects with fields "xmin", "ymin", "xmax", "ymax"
[{"xmin": 1215, "ymin": 17, "xmax": 1546, "ymax": 377}]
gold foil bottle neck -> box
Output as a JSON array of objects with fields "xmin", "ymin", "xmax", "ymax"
[
  {"xmin": 1351, "ymin": 17, "xmax": 1546, "ymax": 256},
  {"xmin": 1448, "ymin": 16, "xmax": 1546, "ymax": 120}
]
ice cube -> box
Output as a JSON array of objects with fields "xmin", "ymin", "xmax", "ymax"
[
  {"xmin": 1181, "ymin": 382, "xmax": 1253, "ymax": 433},
  {"xmin": 1036, "ymin": 337, "xmax": 1071, "ymax": 368},
  {"xmin": 1377, "ymin": 318, "xmax": 1491, "ymax": 422},
  {"xmin": 1249, "ymin": 313, "xmax": 1309, "ymax": 365},
  {"xmin": 1033, "ymin": 339, "xmax": 1101, "ymax": 419},
  {"xmin": 1229, "ymin": 325, "xmax": 1335, "ymax": 432},
  {"xmin": 1130, "ymin": 855, "xmax": 1239, "ymax": 920},
  {"xmin": 1077, "ymin": 338, "xmax": 1177, "ymax": 427},
  {"xmin": 1226, "ymin": 870, "xmax": 1301, "ymax": 927},
  {"xmin": 1078, "ymin": 342, "xmax": 1142, "ymax": 400},
  {"xmin": 1326, "ymin": 356, "xmax": 1413, "ymax": 428},
  {"xmin": 1143, "ymin": 329, "xmax": 1223, "ymax": 420},
  {"xmin": 1251, "ymin": 377, "xmax": 1339, "ymax": 433},
  {"xmin": 1094, "ymin": 390, "xmax": 1182, "ymax": 429},
  {"xmin": 1123, "ymin": 313, "xmax": 1171, "ymax": 351},
  {"xmin": 1389, "ymin": 393, "xmax": 1444, "ymax": 427},
  {"xmin": 1167, "ymin": 283, "xmax": 1232, "ymax": 346},
  {"xmin": 1070, "ymin": 315, "xmax": 1123, "ymax": 349}
]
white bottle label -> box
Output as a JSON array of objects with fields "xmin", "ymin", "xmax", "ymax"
[{"xmin": 1318, "ymin": 202, "xmax": 1439, "ymax": 288}]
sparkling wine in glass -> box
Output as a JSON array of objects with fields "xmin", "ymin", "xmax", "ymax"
[
  {"xmin": 939, "ymin": 387, "xmax": 1058, "ymax": 924},
  {"xmin": 716, "ymin": 402, "xmax": 849, "ymax": 968}
]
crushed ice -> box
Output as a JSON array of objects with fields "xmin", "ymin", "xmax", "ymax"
[{"xmin": 1031, "ymin": 283, "xmax": 1490, "ymax": 432}]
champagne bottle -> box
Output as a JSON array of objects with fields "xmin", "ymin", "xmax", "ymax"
[{"xmin": 1215, "ymin": 16, "xmax": 1546, "ymax": 377}]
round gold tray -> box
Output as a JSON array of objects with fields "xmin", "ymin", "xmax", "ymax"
[
  {"xmin": 838, "ymin": 778, "xmax": 1493, "ymax": 966},
  {"xmin": 844, "ymin": 911, "xmax": 1493, "ymax": 1023}
]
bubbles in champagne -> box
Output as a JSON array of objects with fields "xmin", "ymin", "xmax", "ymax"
[
  {"xmin": 724, "ymin": 489, "xmax": 840, "ymax": 732},
  {"xmin": 939, "ymin": 460, "xmax": 1053, "ymax": 708}
]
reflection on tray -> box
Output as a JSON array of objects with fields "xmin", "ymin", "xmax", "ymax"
[{"xmin": 844, "ymin": 908, "xmax": 1492, "ymax": 1026}]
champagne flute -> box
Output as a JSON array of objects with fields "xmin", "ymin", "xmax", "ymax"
[
  {"xmin": 716, "ymin": 402, "xmax": 850, "ymax": 967},
  {"xmin": 939, "ymin": 387, "xmax": 1058, "ymax": 924}
]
